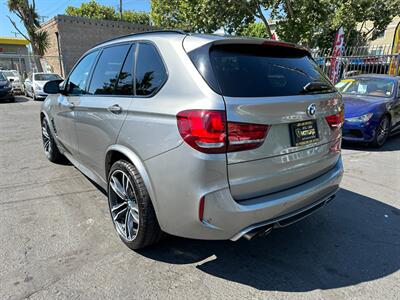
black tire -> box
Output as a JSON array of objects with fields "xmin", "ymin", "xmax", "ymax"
[
  {"xmin": 108, "ymin": 160, "xmax": 163, "ymax": 250},
  {"xmin": 371, "ymin": 115, "xmax": 391, "ymax": 147},
  {"xmin": 9, "ymin": 96, "xmax": 15, "ymax": 103},
  {"xmin": 41, "ymin": 118, "xmax": 63, "ymax": 163}
]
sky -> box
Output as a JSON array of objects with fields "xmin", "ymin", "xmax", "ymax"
[{"xmin": 0, "ymin": 0, "xmax": 151, "ymax": 37}]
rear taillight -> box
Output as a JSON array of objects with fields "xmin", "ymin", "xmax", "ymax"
[
  {"xmin": 176, "ymin": 109, "xmax": 269, "ymax": 154},
  {"xmin": 227, "ymin": 122, "xmax": 269, "ymax": 152},
  {"xmin": 177, "ymin": 110, "xmax": 226, "ymax": 154},
  {"xmin": 325, "ymin": 110, "xmax": 344, "ymax": 129}
]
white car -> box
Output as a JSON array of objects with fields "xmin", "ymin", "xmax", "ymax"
[
  {"xmin": 24, "ymin": 72, "xmax": 63, "ymax": 100},
  {"xmin": 2, "ymin": 70, "xmax": 23, "ymax": 93}
]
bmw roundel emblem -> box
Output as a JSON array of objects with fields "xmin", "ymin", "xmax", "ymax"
[{"xmin": 307, "ymin": 103, "xmax": 317, "ymax": 117}]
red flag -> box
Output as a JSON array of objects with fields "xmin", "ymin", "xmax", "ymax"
[{"xmin": 329, "ymin": 27, "xmax": 345, "ymax": 83}]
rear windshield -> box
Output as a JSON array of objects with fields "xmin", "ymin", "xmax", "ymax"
[{"xmin": 192, "ymin": 44, "xmax": 334, "ymax": 98}]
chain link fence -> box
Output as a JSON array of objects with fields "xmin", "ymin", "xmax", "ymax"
[
  {"xmin": 0, "ymin": 53, "xmax": 64, "ymax": 80},
  {"xmin": 312, "ymin": 45, "xmax": 399, "ymax": 82},
  {"xmin": 1, "ymin": 45, "xmax": 398, "ymax": 84}
]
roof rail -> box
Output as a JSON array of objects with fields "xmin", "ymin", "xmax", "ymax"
[{"xmin": 94, "ymin": 30, "xmax": 188, "ymax": 47}]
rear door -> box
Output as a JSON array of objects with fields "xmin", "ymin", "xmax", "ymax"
[
  {"xmin": 74, "ymin": 43, "xmax": 135, "ymax": 179},
  {"xmin": 189, "ymin": 41, "xmax": 343, "ymax": 200}
]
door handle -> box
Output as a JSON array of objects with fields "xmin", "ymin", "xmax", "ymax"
[{"xmin": 107, "ymin": 104, "xmax": 122, "ymax": 114}]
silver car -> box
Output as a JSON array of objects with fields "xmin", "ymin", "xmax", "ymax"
[
  {"xmin": 41, "ymin": 31, "xmax": 344, "ymax": 249},
  {"xmin": 25, "ymin": 72, "xmax": 62, "ymax": 100}
]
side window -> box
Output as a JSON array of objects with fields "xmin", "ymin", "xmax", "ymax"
[
  {"xmin": 67, "ymin": 51, "xmax": 98, "ymax": 95},
  {"xmin": 115, "ymin": 45, "xmax": 135, "ymax": 95},
  {"xmin": 88, "ymin": 44, "xmax": 130, "ymax": 95},
  {"xmin": 135, "ymin": 43, "xmax": 167, "ymax": 96}
]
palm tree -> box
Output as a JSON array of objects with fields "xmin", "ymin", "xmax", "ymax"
[{"xmin": 7, "ymin": 0, "xmax": 49, "ymax": 72}]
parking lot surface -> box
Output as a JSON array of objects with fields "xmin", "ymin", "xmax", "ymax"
[{"xmin": 1, "ymin": 97, "xmax": 399, "ymax": 300}]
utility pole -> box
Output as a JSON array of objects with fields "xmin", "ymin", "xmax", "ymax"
[
  {"xmin": 39, "ymin": 15, "xmax": 48, "ymax": 23},
  {"xmin": 119, "ymin": 0, "xmax": 123, "ymax": 20}
]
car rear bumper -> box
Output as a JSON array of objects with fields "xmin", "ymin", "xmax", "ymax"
[
  {"xmin": 203, "ymin": 158, "xmax": 343, "ymax": 240},
  {"xmin": 145, "ymin": 141, "xmax": 343, "ymax": 240}
]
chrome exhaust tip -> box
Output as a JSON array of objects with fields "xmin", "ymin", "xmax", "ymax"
[{"xmin": 243, "ymin": 224, "xmax": 273, "ymax": 240}]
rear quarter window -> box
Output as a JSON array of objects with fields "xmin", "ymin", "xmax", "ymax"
[{"xmin": 135, "ymin": 43, "xmax": 167, "ymax": 97}]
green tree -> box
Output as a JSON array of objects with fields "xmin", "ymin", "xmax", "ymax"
[
  {"xmin": 65, "ymin": 0, "xmax": 115, "ymax": 20},
  {"xmin": 239, "ymin": 22, "xmax": 269, "ymax": 38},
  {"xmin": 275, "ymin": 0, "xmax": 400, "ymax": 48},
  {"xmin": 150, "ymin": 0, "xmax": 265, "ymax": 35},
  {"xmin": 123, "ymin": 11, "xmax": 149, "ymax": 24},
  {"xmin": 7, "ymin": 0, "xmax": 49, "ymax": 71},
  {"xmin": 65, "ymin": 0, "xmax": 150, "ymax": 25},
  {"xmin": 150, "ymin": 0, "xmax": 399, "ymax": 48}
]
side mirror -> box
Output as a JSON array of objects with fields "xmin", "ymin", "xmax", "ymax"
[
  {"xmin": 9, "ymin": 78, "xmax": 14, "ymax": 82},
  {"xmin": 44, "ymin": 79, "xmax": 64, "ymax": 94}
]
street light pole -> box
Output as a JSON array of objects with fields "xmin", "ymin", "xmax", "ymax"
[{"xmin": 119, "ymin": 0, "xmax": 123, "ymax": 20}]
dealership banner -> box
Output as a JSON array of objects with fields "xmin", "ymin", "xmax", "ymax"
[
  {"xmin": 329, "ymin": 26, "xmax": 345, "ymax": 83},
  {"xmin": 388, "ymin": 22, "xmax": 400, "ymax": 76}
]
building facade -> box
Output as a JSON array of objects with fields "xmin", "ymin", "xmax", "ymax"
[
  {"xmin": 358, "ymin": 16, "xmax": 400, "ymax": 49},
  {"xmin": 0, "ymin": 37, "xmax": 30, "ymax": 77},
  {"xmin": 40, "ymin": 15, "xmax": 156, "ymax": 77}
]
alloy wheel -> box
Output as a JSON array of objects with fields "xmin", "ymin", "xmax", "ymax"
[
  {"xmin": 42, "ymin": 120, "xmax": 52, "ymax": 156},
  {"xmin": 108, "ymin": 170, "xmax": 140, "ymax": 241},
  {"xmin": 376, "ymin": 117, "xmax": 389, "ymax": 145}
]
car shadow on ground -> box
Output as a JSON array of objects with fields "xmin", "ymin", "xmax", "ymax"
[
  {"xmin": 0, "ymin": 96, "xmax": 30, "ymax": 104},
  {"xmin": 138, "ymin": 188, "xmax": 400, "ymax": 292},
  {"xmin": 342, "ymin": 134, "xmax": 400, "ymax": 152}
]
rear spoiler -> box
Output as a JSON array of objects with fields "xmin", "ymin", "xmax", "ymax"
[{"xmin": 183, "ymin": 35, "xmax": 310, "ymax": 56}]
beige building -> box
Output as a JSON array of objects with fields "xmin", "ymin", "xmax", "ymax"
[
  {"xmin": 40, "ymin": 15, "xmax": 156, "ymax": 77},
  {"xmin": 358, "ymin": 16, "xmax": 400, "ymax": 47}
]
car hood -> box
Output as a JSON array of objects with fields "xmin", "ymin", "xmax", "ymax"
[{"xmin": 342, "ymin": 94, "xmax": 388, "ymax": 118}]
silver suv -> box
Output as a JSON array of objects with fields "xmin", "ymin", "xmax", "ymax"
[{"xmin": 41, "ymin": 31, "xmax": 344, "ymax": 249}]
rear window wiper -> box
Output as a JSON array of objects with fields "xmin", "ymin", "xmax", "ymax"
[{"xmin": 301, "ymin": 81, "xmax": 335, "ymax": 94}]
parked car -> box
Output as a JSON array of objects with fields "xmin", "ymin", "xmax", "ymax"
[
  {"xmin": 336, "ymin": 74, "xmax": 400, "ymax": 147},
  {"xmin": 1, "ymin": 70, "xmax": 23, "ymax": 93},
  {"xmin": 41, "ymin": 31, "xmax": 344, "ymax": 249},
  {"xmin": 0, "ymin": 71, "xmax": 15, "ymax": 102},
  {"xmin": 24, "ymin": 72, "xmax": 62, "ymax": 100}
]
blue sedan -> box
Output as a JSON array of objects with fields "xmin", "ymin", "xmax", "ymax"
[{"xmin": 336, "ymin": 75, "xmax": 400, "ymax": 147}]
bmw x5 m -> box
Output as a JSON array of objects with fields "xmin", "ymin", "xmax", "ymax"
[{"xmin": 41, "ymin": 31, "xmax": 344, "ymax": 249}]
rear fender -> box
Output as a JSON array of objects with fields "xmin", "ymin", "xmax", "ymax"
[{"xmin": 105, "ymin": 145, "xmax": 159, "ymax": 215}]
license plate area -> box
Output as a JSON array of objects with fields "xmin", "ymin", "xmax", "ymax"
[{"xmin": 289, "ymin": 120, "xmax": 320, "ymax": 147}]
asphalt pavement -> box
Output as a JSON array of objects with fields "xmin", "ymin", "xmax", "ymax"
[{"xmin": 1, "ymin": 97, "xmax": 399, "ymax": 299}]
